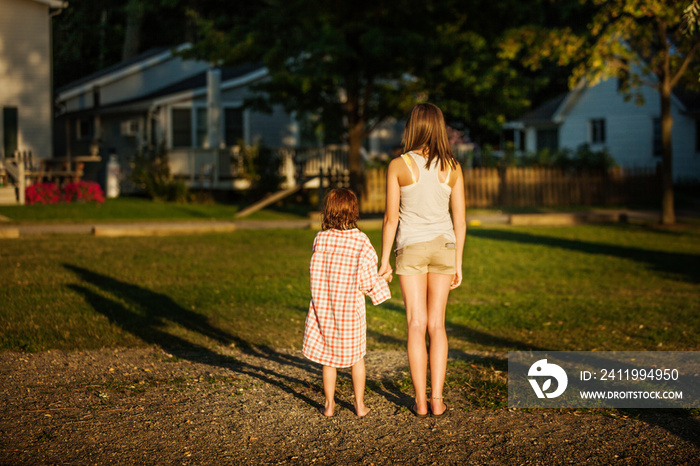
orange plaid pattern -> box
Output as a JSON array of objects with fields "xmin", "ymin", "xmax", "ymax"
[{"xmin": 302, "ymin": 229, "xmax": 391, "ymax": 368}]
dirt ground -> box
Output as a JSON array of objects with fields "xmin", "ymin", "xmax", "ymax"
[{"xmin": 1, "ymin": 346, "xmax": 698, "ymax": 465}]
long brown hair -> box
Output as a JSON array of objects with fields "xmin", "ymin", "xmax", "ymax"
[
  {"xmin": 402, "ymin": 103, "xmax": 456, "ymax": 170},
  {"xmin": 322, "ymin": 188, "xmax": 359, "ymax": 231}
]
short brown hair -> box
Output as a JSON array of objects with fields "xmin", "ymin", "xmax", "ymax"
[
  {"xmin": 402, "ymin": 103, "xmax": 455, "ymax": 170},
  {"xmin": 322, "ymin": 188, "xmax": 359, "ymax": 231}
]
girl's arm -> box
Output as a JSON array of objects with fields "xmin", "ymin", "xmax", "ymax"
[
  {"xmin": 449, "ymin": 163, "xmax": 467, "ymax": 289},
  {"xmin": 379, "ymin": 159, "xmax": 401, "ymax": 279},
  {"xmin": 359, "ymin": 240, "xmax": 391, "ymax": 305}
]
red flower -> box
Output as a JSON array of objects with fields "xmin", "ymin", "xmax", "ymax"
[
  {"xmin": 25, "ymin": 181, "xmax": 105, "ymax": 205},
  {"xmin": 25, "ymin": 183, "xmax": 61, "ymax": 205},
  {"xmin": 62, "ymin": 181, "xmax": 105, "ymax": 203}
]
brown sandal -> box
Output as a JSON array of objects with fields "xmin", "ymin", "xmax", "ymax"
[{"xmin": 410, "ymin": 403, "xmax": 429, "ymax": 418}]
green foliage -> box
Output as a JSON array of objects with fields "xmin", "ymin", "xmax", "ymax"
[
  {"xmin": 477, "ymin": 143, "xmax": 615, "ymax": 171},
  {"xmin": 500, "ymin": 0, "xmax": 700, "ymax": 95},
  {"xmin": 185, "ymin": 0, "xmax": 567, "ymax": 153},
  {"xmin": 52, "ymin": 0, "xmax": 197, "ymax": 88},
  {"xmin": 520, "ymin": 144, "xmax": 617, "ymax": 171},
  {"xmin": 130, "ymin": 145, "xmax": 189, "ymax": 202},
  {"xmin": 237, "ymin": 141, "xmax": 284, "ymax": 197}
]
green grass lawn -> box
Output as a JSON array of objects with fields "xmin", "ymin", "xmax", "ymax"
[
  {"xmin": 0, "ymin": 197, "xmax": 310, "ymax": 223},
  {"xmin": 1, "ymin": 224, "xmax": 698, "ymax": 355}
]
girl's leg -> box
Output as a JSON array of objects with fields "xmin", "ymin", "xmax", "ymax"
[
  {"xmin": 351, "ymin": 358, "xmax": 370, "ymax": 417},
  {"xmin": 322, "ymin": 365, "xmax": 337, "ymax": 417},
  {"xmin": 399, "ymin": 274, "xmax": 429, "ymax": 415},
  {"xmin": 426, "ymin": 272, "xmax": 453, "ymax": 415}
]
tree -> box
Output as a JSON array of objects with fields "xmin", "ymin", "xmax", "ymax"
[
  {"xmin": 188, "ymin": 0, "xmax": 444, "ymax": 193},
  {"xmin": 422, "ymin": 0, "xmax": 585, "ymax": 145},
  {"xmin": 501, "ymin": 0, "xmax": 700, "ymax": 225},
  {"xmin": 187, "ymin": 0, "xmax": 569, "ymax": 194},
  {"xmin": 53, "ymin": 0, "xmax": 197, "ymax": 88}
]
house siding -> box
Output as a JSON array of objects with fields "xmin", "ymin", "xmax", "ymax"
[
  {"xmin": 558, "ymin": 78, "xmax": 700, "ymax": 180},
  {"xmin": 0, "ymin": 0, "xmax": 54, "ymax": 158},
  {"xmin": 247, "ymin": 105, "xmax": 296, "ymax": 147}
]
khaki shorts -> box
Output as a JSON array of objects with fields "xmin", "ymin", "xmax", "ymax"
[{"xmin": 395, "ymin": 235, "xmax": 456, "ymax": 275}]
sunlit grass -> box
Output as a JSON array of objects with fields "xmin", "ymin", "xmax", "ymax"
[
  {"xmin": 1, "ymin": 224, "xmax": 698, "ymax": 355},
  {"xmin": 0, "ymin": 196, "xmax": 309, "ymax": 223}
]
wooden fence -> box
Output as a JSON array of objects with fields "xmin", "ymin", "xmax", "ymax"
[{"xmin": 360, "ymin": 166, "xmax": 659, "ymax": 214}]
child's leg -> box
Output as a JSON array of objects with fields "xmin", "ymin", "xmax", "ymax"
[
  {"xmin": 322, "ymin": 365, "xmax": 336, "ymax": 417},
  {"xmin": 351, "ymin": 358, "xmax": 370, "ymax": 417}
]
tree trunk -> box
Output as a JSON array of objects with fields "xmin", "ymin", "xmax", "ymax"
[
  {"xmin": 122, "ymin": 0, "xmax": 146, "ymax": 61},
  {"xmin": 347, "ymin": 122, "xmax": 365, "ymax": 199},
  {"xmin": 659, "ymin": 82, "xmax": 675, "ymax": 225},
  {"xmin": 345, "ymin": 89, "xmax": 365, "ymax": 199}
]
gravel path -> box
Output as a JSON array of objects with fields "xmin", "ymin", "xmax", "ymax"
[{"xmin": 1, "ymin": 346, "xmax": 699, "ymax": 465}]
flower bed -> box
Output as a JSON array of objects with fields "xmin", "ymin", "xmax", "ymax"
[{"xmin": 26, "ymin": 181, "xmax": 105, "ymax": 205}]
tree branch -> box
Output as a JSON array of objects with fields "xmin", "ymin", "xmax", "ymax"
[{"xmin": 670, "ymin": 42, "xmax": 700, "ymax": 88}]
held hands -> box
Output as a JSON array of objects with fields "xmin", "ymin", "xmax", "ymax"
[
  {"xmin": 378, "ymin": 263, "xmax": 393, "ymax": 283},
  {"xmin": 450, "ymin": 269, "xmax": 463, "ymax": 290}
]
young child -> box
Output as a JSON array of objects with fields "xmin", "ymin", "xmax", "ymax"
[{"xmin": 302, "ymin": 188, "xmax": 391, "ymax": 417}]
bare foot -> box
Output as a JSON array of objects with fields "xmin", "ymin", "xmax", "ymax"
[
  {"xmin": 322, "ymin": 400, "xmax": 335, "ymax": 417},
  {"xmin": 354, "ymin": 402, "xmax": 371, "ymax": 418},
  {"xmin": 430, "ymin": 399, "xmax": 447, "ymax": 416}
]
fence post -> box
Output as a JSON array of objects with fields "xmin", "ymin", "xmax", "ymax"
[
  {"xmin": 498, "ymin": 166, "xmax": 507, "ymax": 206},
  {"xmin": 17, "ymin": 151, "xmax": 25, "ymax": 205}
]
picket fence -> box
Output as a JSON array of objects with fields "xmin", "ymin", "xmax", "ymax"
[{"xmin": 360, "ymin": 166, "xmax": 659, "ymax": 214}]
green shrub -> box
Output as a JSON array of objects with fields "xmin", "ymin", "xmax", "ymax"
[{"xmin": 131, "ymin": 145, "xmax": 190, "ymax": 202}]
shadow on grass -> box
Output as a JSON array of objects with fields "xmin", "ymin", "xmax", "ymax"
[
  {"xmin": 469, "ymin": 229, "xmax": 700, "ymax": 284},
  {"xmin": 64, "ymin": 264, "xmax": 338, "ymax": 413},
  {"xmin": 379, "ymin": 298, "xmax": 546, "ymax": 352}
]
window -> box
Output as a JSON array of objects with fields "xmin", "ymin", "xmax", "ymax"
[
  {"xmin": 653, "ymin": 118, "xmax": 662, "ymax": 157},
  {"xmin": 76, "ymin": 118, "xmax": 94, "ymax": 141},
  {"xmin": 120, "ymin": 119, "xmax": 139, "ymax": 137},
  {"xmin": 172, "ymin": 108, "xmax": 192, "ymax": 147},
  {"xmin": 536, "ymin": 128, "xmax": 559, "ymax": 152},
  {"xmin": 3, "ymin": 107, "xmax": 18, "ymax": 157},
  {"xmin": 590, "ymin": 119, "xmax": 606, "ymax": 144},
  {"xmin": 225, "ymin": 108, "xmax": 244, "ymax": 146}
]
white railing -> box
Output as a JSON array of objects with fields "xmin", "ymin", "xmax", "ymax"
[
  {"xmin": 3, "ymin": 151, "xmax": 33, "ymax": 205},
  {"xmin": 166, "ymin": 145, "xmax": 350, "ymax": 190}
]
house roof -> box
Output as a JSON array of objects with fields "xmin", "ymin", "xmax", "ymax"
[
  {"xmin": 147, "ymin": 63, "xmax": 264, "ymax": 101},
  {"xmin": 56, "ymin": 44, "xmax": 194, "ymax": 101},
  {"xmin": 56, "ymin": 43, "xmax": 268, "ymax": 112},
  {"xmin": 519, "ymin": 94, "xmax": 568, "ymax": 125},
  {"xmin": 56, "ymin": 47, "xmax": 172, "ymax": 95},
  {"xmin": 514, "ymin": 83, "xmax": 700, "ymax": 127},
  {"xmin": 57, "ymin": 62, "xmax": 268, "ymax": 116}
]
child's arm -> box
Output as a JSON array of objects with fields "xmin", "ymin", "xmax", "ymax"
[{"xmin": 358, "ymin": 241, "xmax": 391, "ymax": 305}]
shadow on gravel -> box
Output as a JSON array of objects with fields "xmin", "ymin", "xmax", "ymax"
[
  {"xmin": 619, "ymin": 410, "xmax": 700, "ymax": 449},
  {"xmin": 63, "ymin": 264, "xmax": 333, "ymax": 413},
  {"xmin": 469, "ymin": 229, "xmax": 700, "ymax": 284}
]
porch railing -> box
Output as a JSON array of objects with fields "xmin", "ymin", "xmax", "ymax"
[{"xmin": 166, "ymin": 145, "xmax": 350, "ymax": 190}]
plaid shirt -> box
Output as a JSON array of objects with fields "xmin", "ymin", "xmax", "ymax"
[{"xmin": 302, "ymin": 229, "xmax": 391, "ymax": 368}]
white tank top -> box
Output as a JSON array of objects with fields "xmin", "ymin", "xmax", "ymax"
[{"xmin": 395, "ymin": 151, "xmax": 456, "ymax": 250}]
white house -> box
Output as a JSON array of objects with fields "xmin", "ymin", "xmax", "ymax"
[
  {"xmin": 0, "ymin": 0, "xmax": 66, "ymax": 160},
  {"xmin": 0, "ymin": 0, "xmax": 67, "ymax": 204},
  {"xmin": 54, "ymin": 44, "xmax": 299, "ymax": 190},
  {"xmin": 504, "ymin": 78, "xmax": 700, "ymax": 182}
]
